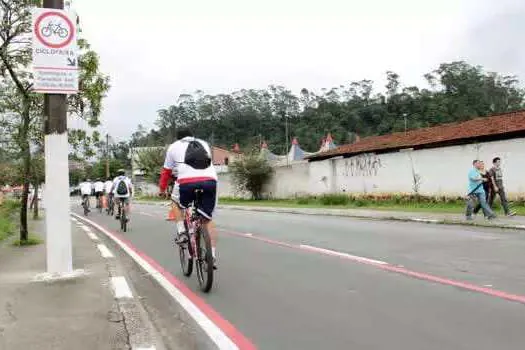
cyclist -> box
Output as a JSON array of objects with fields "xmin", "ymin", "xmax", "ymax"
[
  {"xmin": 158, "ymin": 128, "xmax": 218, "ymax": 268},
  {"xmin": 104, "ymin": 177, "xmax": 114, "ymax": 212},
  {"xmin": 79, "ymin": 178, "xmax": 93, "ymax": 212},
  {"xmin": 111, "ymin": 169, "xmax": 133, "ymax": 221},
  {"xmin": 94, "ymin": 178, "xmax": 105, "ymax": 209}
]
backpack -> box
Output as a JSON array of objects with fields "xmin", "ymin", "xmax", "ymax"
[
  {"xmin": 184, "ymin": 139, "xmax": 211, "ymax": 170},
  {"xmin": 116, "ymin": 178, "xmax": 129, "ymax": 195}
]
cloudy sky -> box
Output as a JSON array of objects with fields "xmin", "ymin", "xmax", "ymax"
[{"xmin": 72, "ymin": 0, "xmax": 525, "ymax": 141}]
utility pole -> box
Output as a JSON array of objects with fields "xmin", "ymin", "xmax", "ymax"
[
  {"xmin": 105, "ymin": 133, "xmax": 110, "ymax": 178},
  {"xmin": 42, "ymin": 0, "xmax": 72, "ymax": 274}
]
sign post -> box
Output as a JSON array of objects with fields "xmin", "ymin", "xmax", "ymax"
[{"xmin": 33, "ymin": 0, "xmax": 77, "ymax": 275}]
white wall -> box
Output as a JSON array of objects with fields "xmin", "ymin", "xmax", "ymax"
[
  {"xmin": 217, "ymin": 137, "xmax": 525, "ymax": 199},
  {"xmin": 330, "ymin": 138, "xmax": 525, "ymax": 198}
]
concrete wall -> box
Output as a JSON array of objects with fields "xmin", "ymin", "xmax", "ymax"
[
  {"xmin": 325, "ymin": 137, "xmax": 525, "ymax": 198},
  {"xmin": 218, "ymin": 137, "xmax": 525, "ymax": 199}
]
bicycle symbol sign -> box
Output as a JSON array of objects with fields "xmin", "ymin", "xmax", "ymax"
[{"xmin": 34, "ymin": 11, "xmax": 74, "ymax": 49}]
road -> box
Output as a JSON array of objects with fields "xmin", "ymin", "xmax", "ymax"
[{"xmin": 74, "ymin": 202, "xmax": 525, "ymax": 350}]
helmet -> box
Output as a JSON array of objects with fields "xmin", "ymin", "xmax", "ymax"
[{"xmin": 117, "ymin": 169, "xmax": 126, "ymax": 176}]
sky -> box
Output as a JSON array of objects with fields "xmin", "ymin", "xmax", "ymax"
[{"xmin": 71, "ymin": 0, "xmax": 525, "ymax": 141}]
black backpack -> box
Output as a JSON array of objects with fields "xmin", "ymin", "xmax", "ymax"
[
  {"xmin": 116, "ymin": 178, "xmax": 129, "ymax": 195},
  {"xmin": 184, "ymin": 139, "xmax": 211, "ymax": 170}
]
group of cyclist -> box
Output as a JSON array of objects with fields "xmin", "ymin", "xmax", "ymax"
[
  {"xmin": 77, "ymin": 128, "xmax": 218, "ymax": 268},
  {"xmin": 78, "ymin": 169, "xmax": 133, "ymax": 222}
]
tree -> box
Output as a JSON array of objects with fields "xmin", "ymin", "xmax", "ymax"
[
  {"xmin": 130, "ymin": 61, "xmax": 524, "ymax": 155},
  {"xmin": 229, "ymin": 154, "xmax": 273, "ymax": 200},
  {"xmin": 133, "ymin": 147, "xmax": 166, "ymax": 183},
  {"xmin": 0, "ymin": 1, "xmax": 110, "ymax": 241}
]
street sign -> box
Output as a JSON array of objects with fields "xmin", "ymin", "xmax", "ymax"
[{"xmin": 32, "ymin": 8, "xmax": 78, "ymax": 94}]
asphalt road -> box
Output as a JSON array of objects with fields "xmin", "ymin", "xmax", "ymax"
[{"xmin": 73, "ymin": 202, "xmax": 525, "ymax": 350}]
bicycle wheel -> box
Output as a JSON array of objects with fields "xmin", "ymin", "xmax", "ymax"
[
  {"xmin": 121, "ymin": 210, "xmax": 127, "ymax": 232},
  {"xmin": 195, "ymin": 225, "xmax": 214, "ymax": 293},
  {"xmin": 179, "ymin": 219, "xmax": 193, "ymax": 276}
]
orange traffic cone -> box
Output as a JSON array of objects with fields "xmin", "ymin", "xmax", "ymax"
[{"xmin": 166, "ymin": 206, "xmax": 177, "ymax": 221}]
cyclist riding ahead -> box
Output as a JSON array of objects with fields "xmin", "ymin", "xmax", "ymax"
[
  {"xmin": 79, "ymin": 178, "xmax": 93, "ymax": 213},
  {"xmin": 104, "ymin": 177, "xmax": 114, "ymax": 213},
  {"xmin": 111, "ymin": 169, "xmax": 133, "ymax": 222},
  {"xmin": 94, "ymin": 178, "xmax": 105, "ymax": 209},
  {"xmin": 159, "ymin": 128, "xmax": 219, "ymax": 269}
]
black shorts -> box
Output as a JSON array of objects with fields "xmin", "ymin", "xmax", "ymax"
[
  {"xmin": 95, "ymin": 191, "xmax": 103, "ymax": 198},
  {"xmin": 172, "ymin": 180, "xmax": 217, "ymax": 220}
]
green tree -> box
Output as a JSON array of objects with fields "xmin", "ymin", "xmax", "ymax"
[
  {"xmin": 230, "ymin": 154, "xmax": 273, "ymax": 200},
  {"xmin": 0, "ymin": 1, "xmax": 110, "ymax": 241},
  {"xmin": 133, "ymin": 147, "xmax": 166, "ymax": 183}
]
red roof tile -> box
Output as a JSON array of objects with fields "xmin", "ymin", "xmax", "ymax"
[{"xmin": 308, "ymin": 110, "xmax": 525, "ymax": 160}]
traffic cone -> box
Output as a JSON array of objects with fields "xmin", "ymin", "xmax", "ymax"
[{"xmin": 166, "ymin": 206, "xmax": 177, "ymax": 221}]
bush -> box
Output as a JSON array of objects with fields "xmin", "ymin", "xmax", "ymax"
[
  {"xmin": 229, "ymin": 154, "xmax": 273, "ymax": 200},
  {"xmin": 319, "ymin": 194, "xmax": 350, "ymax": 206}
]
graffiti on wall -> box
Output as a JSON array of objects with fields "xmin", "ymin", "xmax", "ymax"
[{"xmin": 341, "ymin": 153, "xmax": 383, "ymax": 177}]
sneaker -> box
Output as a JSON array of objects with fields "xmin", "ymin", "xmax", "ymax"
[
  {"xmin": 507, "ymin": 212, "xmax": 516, "ymax": 217},
  {"xmin": 212, "ymin": 257, "xmax": 218, "ymax": 270},
  {"xmin": 487, "ymin": 215, "xmax": 497, "ymax": 220},
  {"xmin": 175, "ymin": 232, "xmax": 188, "ymax": 244}
]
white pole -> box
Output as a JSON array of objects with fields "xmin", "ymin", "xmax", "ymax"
[{"xmin": 44, "ymin": 133, "xmax": 72, "ymax": 274}]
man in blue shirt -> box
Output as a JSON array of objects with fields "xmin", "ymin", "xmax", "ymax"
[{"xmin": 466, "ymin": 160, "xmax": 496, "ymax": 220}]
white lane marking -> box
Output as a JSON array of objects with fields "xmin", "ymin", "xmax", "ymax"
[
  {"xmin": 71, "ymin": 218, "xmax": 78, "ymax": 222},
  {"xmin": 135, "ymin": 347, "xmax": 157, "ymax": 350},
  {"xmin": 86, "ymin": 231, "xmax": 99, "ymax": 241},
  {"xmin": 299, "ymin": 244, "xmax": 388, "ymax": 265},
  {"xmin": 139, "ymin": 211, "xmax": 157, "ymax": 218},
  {"xmin": 410, "ymin": 218, "xmax": 439, "ymax": 223},
  {"xmin": 72, "ymin": 213, "xmax": 240, "ymax": 350},
  {"xmin": 97, "ymin": 244, "xmax": 114, "ymax": 258},
  {"xmin": 111, "ymin": 276, "xmax": 133, "ymax": 299},
  {"xmin": 81, "ymin": 225, "xmax": 92, "ymax": 232},
  {"xmin": 244, "ymin": 233, "xmax": 253, "ymax": 237}
]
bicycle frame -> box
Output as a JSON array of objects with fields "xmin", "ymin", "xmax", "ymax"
[{"xmin": 184, "ymin": 206, "xmax": 203, "ymax": 258}]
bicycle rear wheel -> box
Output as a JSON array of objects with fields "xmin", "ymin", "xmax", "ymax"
[
  {"xmin": 196, "ymin": 225, "xmax": 214, "ymax": 293},
  {"xmin": 121, "ymin": 208, "xmax": 127, "ymax": 232}
]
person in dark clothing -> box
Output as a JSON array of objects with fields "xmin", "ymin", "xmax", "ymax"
[
  {"xmin": 473, "ymin": 161, "xmax": 493, "ymax": 216},
  {"xmin": 488, "ymin": 157, "xmax": 516, "ymax": 216}
]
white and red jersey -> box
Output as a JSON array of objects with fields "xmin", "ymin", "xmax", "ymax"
[{"xmin": 159, "ymin": 137, "xmax": 217, "ymax": 192}]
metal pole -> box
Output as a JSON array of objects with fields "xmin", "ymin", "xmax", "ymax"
[
  {"xmin": 43, "ymin": 0, "xmax": 72, "ymax": 274},
  {"xmin": 105, "ymin": 133, "xmax": 110, "ymax": 178}
]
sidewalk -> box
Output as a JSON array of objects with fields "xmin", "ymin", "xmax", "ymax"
[
  {"xmin": 215, "ymin": 205, "xmax": 525, "ymax": 231},
  {"xmin": 0, "ymin": 217, "xmax": 160, "ymax": 350}
]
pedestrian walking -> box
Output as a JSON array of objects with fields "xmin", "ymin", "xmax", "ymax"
[
  {"xmin": 466, "ymin": 160, "xmax": 496, "ymax": 220},
  {"xmin": 488, "ymin": 157, "xmax": 516, "ymax": 216},
  {"xmin": 472, "ymin": 161, "xmax": 493, "ymax": 217}
]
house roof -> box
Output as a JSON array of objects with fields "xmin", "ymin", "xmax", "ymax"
[{"xmin": 307, "ymin": 110, "xmax": 525, "ymax": 161}]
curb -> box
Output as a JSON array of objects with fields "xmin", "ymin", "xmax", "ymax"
[
  {"xmin": 215, "ymin": 205, "xmax": 525, "ymax": 232},
  {"xmin": 71, "ymin": 213, "xmax": 256, "ymax": 350},
  {"xmin": 70, "ymin": 216, "xmax": 164, "ymax": 350}
]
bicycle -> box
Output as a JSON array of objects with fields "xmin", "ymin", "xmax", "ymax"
[
  {"xmin": 96, "ymin": 194, "xmax": 103, "ymax": 214},
  {"xmin": 82, "ymin": 195, "xmax": 90, "ymax": 216},
  {"xmin": 41, "ymin": 22, "xmax": 69, "ymax": 39},
  {"xmin": 106, "ymin": 194, "xmax": 114, "ymax": 216},
  {"xmin": 116, "ymin": 199, "xmax": 128, "ymax": 232},
  {"xmin": 177, "ymin": 189, "xmax": 214, "ymax": 293}
]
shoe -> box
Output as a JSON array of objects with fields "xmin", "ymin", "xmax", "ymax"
[
  {"xmin": 175, "ymin": 232, "xmax": 188, "ymax": 244},
  {"xmin": 487, "ymin": 215, "xmax": 497, "ymax": 220},
  {"xmin": 115, "ymin": 215, "xmax": 120, "ymax": 220},
  {"xmin": 212, "ymin": 257, "xmax": 218, "ymax": 270},
  {"xmin": 507, "ymin": 212, "xmax": 516, "ymax": 217},
  {"xmin": 466, "ymin": 216, "xmax": 473, "ymax": 221}
]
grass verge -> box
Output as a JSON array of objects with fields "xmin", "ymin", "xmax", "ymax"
[
  {"xmin": 218, "ymin": 194, "xmax": 525, "ymax": 216},
  {"xmin": 0, "ymin": 200, "xmax": 20, "ymax": 242},
  {"xmin": 12, "ymin": 235, "xmax": 43, "ymax": 247}
]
